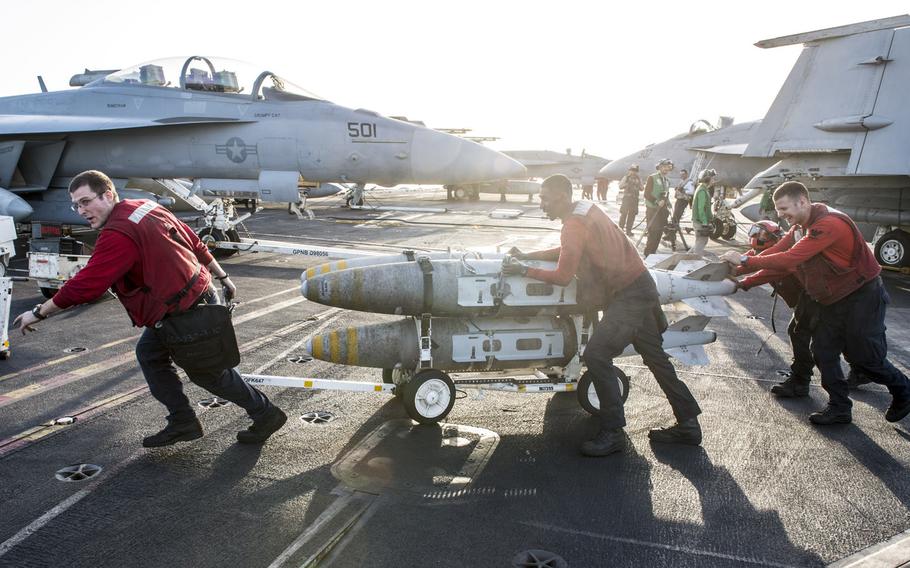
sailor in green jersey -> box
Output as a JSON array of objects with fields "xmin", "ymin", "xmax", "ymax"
[
  {"xmin": 690, "ymin": 169, "xmax": 717, "ymax": 254},
  {"xmin": 643, "ymin": 158, "xmax": 673, "ymax": 256}
]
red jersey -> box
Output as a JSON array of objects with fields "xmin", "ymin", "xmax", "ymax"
[{"xmin": 526, "ymin": 201, "xmax": 646, "ymax": 307}]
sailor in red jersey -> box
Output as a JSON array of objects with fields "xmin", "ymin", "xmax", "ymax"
[
  {"xmin": 723, "ymin": 182, "xmax": 910, "ymax": 425},
  {"xmin": 506, "ymin": 175, "xmax": 702, "ymax": 456},
  {"xmin": 14, "ymin": 170, "xmax": 287, "ymax": 447}
]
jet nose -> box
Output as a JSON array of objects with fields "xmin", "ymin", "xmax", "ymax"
[
  {"xmin": 0, "ymin": 188, "xmax": 34, "ymax": 222},
  {"xmin": 410, "ymin": 129, "xmax": 527, "ymax": 183},
  {"xmin": 598, "ymin": 160, "xmax": 631, "ymax": 182}
]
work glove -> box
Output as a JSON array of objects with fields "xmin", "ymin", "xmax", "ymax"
[
  {"xmin": 502, "ymin": 256, "xmax": 529, "ymax": 276},
  {"xmin": 506, "ymin": 246, "xmax": 527, "ymax": 260}
]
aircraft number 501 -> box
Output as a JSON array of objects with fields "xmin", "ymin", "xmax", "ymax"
[{"xmin": 347, "ymin": 122, "xmax": 377, "ymax": 138}]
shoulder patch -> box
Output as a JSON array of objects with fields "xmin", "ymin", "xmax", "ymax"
[
  {"xmin": 127, "ymin": 201, "xmax": 158, "ymax": 224},
  {"xmin": 808, "ymin": 228, "xmax": 824, "ymax": 239}
]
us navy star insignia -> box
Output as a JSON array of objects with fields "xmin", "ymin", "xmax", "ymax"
[{"xmin": 216, "ymin": 137, "xmax": 258, "ymax": 163}]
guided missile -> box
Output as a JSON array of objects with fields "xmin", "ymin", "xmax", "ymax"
[
  {"xmin": 302, "ymin": 250, "xmax": 503, "ymax": 282},
  {"xmin": 304, "ymin": 315, "xmax": 716, "ymax": 371},
  {"xmin": 301, "ymin": 257, "xmax": 735, "ymax": 317}
]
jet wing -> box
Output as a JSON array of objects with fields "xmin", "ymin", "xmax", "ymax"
[{"xmin": 0, "ymin": 114, "xmax": 255, "ymax": 136}]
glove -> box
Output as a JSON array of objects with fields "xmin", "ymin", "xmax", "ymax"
[
  {"xmin": 506, "ymin": 246, "xmax": 527, "ymax": 260},
  {"xmin": 502, "ymin": 256, "xmax": 529, "ymax": 276}
]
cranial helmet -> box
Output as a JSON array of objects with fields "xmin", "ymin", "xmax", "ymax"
[
  {"xmin": 699, "ymin": 168, "xmax": 717, "ymax": 182},
  {"xmin": 656, "ymin": 158, "xmax": 674, "ymax": 169},
  {"xmin": 748, "ymin": 220, "xmax": 783, "ymax": 251}
]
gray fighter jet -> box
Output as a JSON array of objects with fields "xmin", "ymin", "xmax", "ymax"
[
  {"xmin": 597, "ymin": 118, "xmax": 776, "ymax": 191},
  {"xmin": 0, "ymin": 56, "xmax": 525, "ymax": 228},
  {"xmin": 444, "ymin": 148, "xmax": 609, "ymax": 201},
  {"xmin": 599, "ymin": 15, "xmax": 910, "ymax": 268},
  {"xmin": 505, "ymin": 149, "xmax": 609, "ymax": 186},
  {"xmin": 735, "ymin": 15, "xmax": 910, "ymax": 268}
]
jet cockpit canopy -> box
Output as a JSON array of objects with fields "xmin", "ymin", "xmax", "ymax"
[
  {"xmin": 688, "ymin": 119, "xmax": 717, "ymax": 136},
  {"xmin": 95, "ymin": 56, "xmax": 325, "ymax": 101}
]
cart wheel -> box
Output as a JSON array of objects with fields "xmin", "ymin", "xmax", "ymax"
[
  {"xmin": 402, "ymin": 369, "xmax": 455, "ymax": 424},
  {"xmin": 576, "ymin": 369, "xmax": 630, "ymax": 416},
  {"xmin": 723, "ymin": 222, "xmax": 737, "ymax": 240},
  {"xmin": 39, "ymin": 286, "xmax": 57, "ymax": 299},
  {"xmin": 0, "ymin": 350, "xmax": 9, "ymax": 360}
]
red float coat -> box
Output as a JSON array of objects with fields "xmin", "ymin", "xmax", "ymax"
[
  {"xmin": 53, "ymin": 200, "xmax": 215, "ymax": 326},
  {"xmin": 739, "ymin": 204, "xmax": 880, "ymax": 305}
]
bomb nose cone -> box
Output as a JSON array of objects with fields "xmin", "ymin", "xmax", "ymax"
[
  {"xmin": 410, "ymin": 129, "xmax": 526, "ymax": 183},
  {"xmin": 300, "ymin": 278, "xmax": 308, "ymax": 298}
]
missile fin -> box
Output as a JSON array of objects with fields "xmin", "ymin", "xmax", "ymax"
[
  {"xmin": 648, "ymin": 252, "xmax": 704, "ymax": 270},
  {"xmin": 666, "ymin": 344, "xmax": 710, "ymax": 366},
  {"xmin": 683, "ymin": 262, "xmax": 731, "ymax": 282},
  {"xmin": 682, "ymin": 295, "xmax": 730, "ymax": 317},
  {"xmin": 667, "ymin": 315, "xmax": 711, "ymax": 332}
]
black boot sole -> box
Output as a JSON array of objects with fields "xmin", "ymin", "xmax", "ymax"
[
  {"xmin": 142, "ymin": 429, "xmax": 203, "ymax": 448},
  {"xmin": 808, "ymin": 415, "xmax": 851, "ymax": 425},
  {"xmin": 885, "ymin": 401, "xmax": 910, "ymax": 423},
  {"xmin": 580, "ymin": 443, "xmax": 625, "ymax": 457},
  {"xmin": 237, "ymin": 410, "xmax": 288, "ymax": 444},
  {"xmin": 647, "ymin": 435, "xmax": 702, "ymax": 446}
]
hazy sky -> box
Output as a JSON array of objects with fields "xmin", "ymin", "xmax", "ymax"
[{"xmin": 3, "ymin": 1, "xmax": 907, "ymax": 159}]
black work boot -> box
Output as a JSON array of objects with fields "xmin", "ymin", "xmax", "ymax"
[
  {"xmin": 237, "ymin": 407, "xmax": 287, "ymax": 444},
  {"xmin": 885, "ymin": 397, "xmax": 910, "ymax": 423},
  {"xmin": 648, "ymin": 417, "xmax": 702, "ymax": 446},
  {"xmin": 809, "ymin": 405, "xmax": 852, "ymax": 425},
  {"xmin": 142, "ymin": 418, "xmax": 204, "ymax": 448},
  {"xmin": 846, "ymin": 370, "xmax": 872, "ymax": 390},
  {"xmin": 770, "ymin": 375, "xmax": 810, "ymax": 398},
  {"xmin": 580, "ymin": 428, "xmax": 627, "ymax": 457}
]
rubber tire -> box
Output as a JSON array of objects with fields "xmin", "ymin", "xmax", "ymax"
[
  {"xmin": 710, "ymin": 218, "xmax": 725, "ymax": 240},
  {"xmin": 874, "ymin": 230, "xmax": 910, "ymax": 268},
  {"xmin": 197, "ymin": 227, "xmax": 240, "ymax": 259},
  {"xmin": 402, "ymin": 369, "xmax": 456, "ymax": 424},
  {"xmin": 723, "ymin": 222, "xmax": 737, "ymax": 240},
  {"xmin": 452, "ymin": 187, "xmax": 467, "ymax": 200},
  {"xmin": 39, "ymin": 286, "xmax": 57, "ymax": 299},
  {"xmin": 0, "ymin": 350, "xmax": 9, "ymax": 360},
  {"xmin": 576, "ymin": 369, "xmax": 630, "ymax": 416}
]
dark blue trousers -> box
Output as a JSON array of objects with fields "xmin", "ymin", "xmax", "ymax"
[
  {"xmin": 811, "ymin": 277, "xmax": 910, "ymax": 411},
  {"xmin": 787, "ymin": 295, "xmax": 819, "ymax": 382},
  {"xmin": 136, "ymin": 325, "xmax": 273, "ymax": 424},
  {"xmin": 583, "ymin": 271, "xmax": 702, "ymax": 430}
]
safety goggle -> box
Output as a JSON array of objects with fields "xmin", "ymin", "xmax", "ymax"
[{"xmin": 748, "ymin": 225, "xmax": 766, "ymax": 238}]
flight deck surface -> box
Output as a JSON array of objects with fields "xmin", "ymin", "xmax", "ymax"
[{"xmin": 1, "ymin": 187, "xmax": 908, "ymax": 568}]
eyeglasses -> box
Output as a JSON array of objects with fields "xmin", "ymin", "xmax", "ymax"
[{"xmin": 70, "ymin": 194, "xmax": 104, "ymax": 212}]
